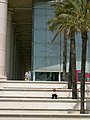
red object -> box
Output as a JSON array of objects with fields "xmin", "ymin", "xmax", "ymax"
[
  {"xmin": 76, "ymin": 70, "xmax": 81, "ymax": 82},
  {"xmin": 85, "ymin": 74, "xmax": 90, "ymax": 78},
  {"xmin": 76, "ymin": 70, "xmax": 90, "ymax": 82}
]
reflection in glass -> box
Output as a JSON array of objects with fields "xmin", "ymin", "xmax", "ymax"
[{"xmin": 32, "ymin": 1, "xmax": 90, "ymax": 81}]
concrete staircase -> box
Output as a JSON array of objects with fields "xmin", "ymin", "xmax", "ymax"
[{"xmin": 0, "ymin": 80, "xmax": 90, "ymax": 120}]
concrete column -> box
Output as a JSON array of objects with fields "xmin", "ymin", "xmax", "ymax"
[
  {"xmin": 16, "ymin": 44, "xmax": 22, "ymax": 80},
  {"xmin": 6, "ymin": 11, "xmax": 12, "ymax": 79},
  {"xmin": 0, "ymin": 0, "xmax": 7, "ymax": 80},
  {"xmin": 15, "ymin": 43, "xmax": 18, "ymax": 79},
  {"xmin": 11, "ymin": 26, "xmax": 17, "ymax": 80},
  {"xmin": 12, "ymin": 38, "xmax": 16, "ymax": 79},
  {"xmin": 10, "ymin": 25, "xmax": 15, "ymax": 80},
  {"xmin": 59, "ymin": 72, "xmax": 61, "ymax": 81},
  {"xmin": 33, "ymin": 71, "xmax": 35, "ymax": 81}
]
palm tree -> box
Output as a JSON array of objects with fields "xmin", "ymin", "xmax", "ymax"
[
  {"xmin": 63, "ymin": 0, "xmax": 90, "ymax": 113},
  {"xmin": 62, "ymin": 30, "xmax": 67, "ymax": 81},
  {"xmin": 48, "ymin": 0, "xmax": 77, "ymax": 99},
  {"xmin": 71, "ymin": 31, "xmax": 77, "ymax": 98},
  {"xmin": 70, "ymin": 0, "xmax": 90, "ymax": 113},
  {"xmin": 68, "ymin": 39, "xmax": 72, "ymax": 89},
  {"xmin": 80, "ymin": 31, "xmax": 88, "ymax": 113},
  {"xmin": 79, "ymin": 0, "xmax": 90, "ymax": 113},
  {"xmin": 48, "ymin": 0, "xmax": 90, "ymax": 113}
]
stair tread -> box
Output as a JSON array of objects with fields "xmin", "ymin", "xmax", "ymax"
[
  {"xmin": 0, "ymin": 80, "xmax": 90, "ymax": 118},
  {"xmin": 0, "ymin": 97, "xmax": 79, "ymax": 102},
  {"xmin": 0, "ymin": 112, "xmax": 85, "ymax": 116}
]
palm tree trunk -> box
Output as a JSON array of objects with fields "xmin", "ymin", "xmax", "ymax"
[
  {"xmin": 71, "ymin": 31, "xmax": 77, "ymax": 99},
  {"xmin": 68, "ymin": 40, "xmax": 72, "ymax": 89},
  {"xmin": 80, "ymin": 31, "xmax": 87, "ymax": 114},
  {"xmin": 62, "ymin": 30, "xmax": 67, "ymax": 81}
]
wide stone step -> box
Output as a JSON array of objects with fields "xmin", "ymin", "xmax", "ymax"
[
  {"xmin": 0, "ymin": 80, "xmax": 90, "ymax": 120},
  {"xmin": 0, "ymin": 113, "xmax": 89, "ymax": 120},
  {"xmin": 0, "ymin": 108, "xmax": 80, "ymax": 114},
  {"xmin": 0, "ymin": 98, "xmax": 83, "ymax": 110},
  {"xmin": 0, "ymin": 97, "xmax": 89, "ymax": 114},
  {"xmin": 0, "ymin": 87, "xmax": 89, "ymax": 98},
  {"xmin": 0, "ymin": 81, "xmax": 68, "ymax": 89},
  {"xmin": 0, "ymin": 82, "xmax": 85, "ymax": 89},
  {"xmin": 0, "ymin": 80, "xmax": 90, "ymax": 91},
  {"xmin": 0, "ymin": 88, "xmax": 72, "ymax": 98}
]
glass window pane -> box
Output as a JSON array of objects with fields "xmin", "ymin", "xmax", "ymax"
[
  {"xmin": 34, "ymin": 30, "xmax": 46, "ymax": 43},
  {"xmin": 34, "ymin": 44, "xmax": 46, "ymax": 57},
  {"xmin": 45, "ymin": 57, "xmax": 60, "ymax": 72},
  {"xmin": 33, "ymin": 58, "xmax": 46, "ymax": 71},
  {"xmin": 34, "ymin": 16, "xmax": 46, "ymax": 29}
]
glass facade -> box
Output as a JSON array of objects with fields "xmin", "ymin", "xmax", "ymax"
[{"xmin": 32, "ymin": 0, "xmax": 90, "ymax": 81}]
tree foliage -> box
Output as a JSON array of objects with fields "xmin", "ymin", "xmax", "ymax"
[{"xmin": 48, "ymin": 0, "xmax": 90, "ymax": 114}]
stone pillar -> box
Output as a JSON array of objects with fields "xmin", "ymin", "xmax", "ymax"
[
  {"xmin": 13, "ymin": 36, "xmax": 16, "ymax": 79},
  {"xmin": 10, "ymin": 25, "xmax": 15, "ymax": 79},
  {"xmin": 6, "ymin": 11, "xmax": 12, "ymax": 79},
  {"xmin": 0, "ymin": 0, "xmax": 7, "ymax": 80}
]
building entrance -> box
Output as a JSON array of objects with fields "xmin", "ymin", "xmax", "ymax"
[{"xmin": 35, "ymin": 72, "xmax": 59, "ymax": 81}]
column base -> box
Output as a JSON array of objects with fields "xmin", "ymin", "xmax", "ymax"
[{"xmin": 0, "ymin": 76, "xmax": 7, "ymax": 81}]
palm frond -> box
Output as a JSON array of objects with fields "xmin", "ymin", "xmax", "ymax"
[{"xmin": 48, "ymin": 0, "xmax": 90, "ymax": 40}]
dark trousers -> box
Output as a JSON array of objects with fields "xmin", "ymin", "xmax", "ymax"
[{"xmin": 52, "ymin": 94, "xmax": 57, "ymax": 99}]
